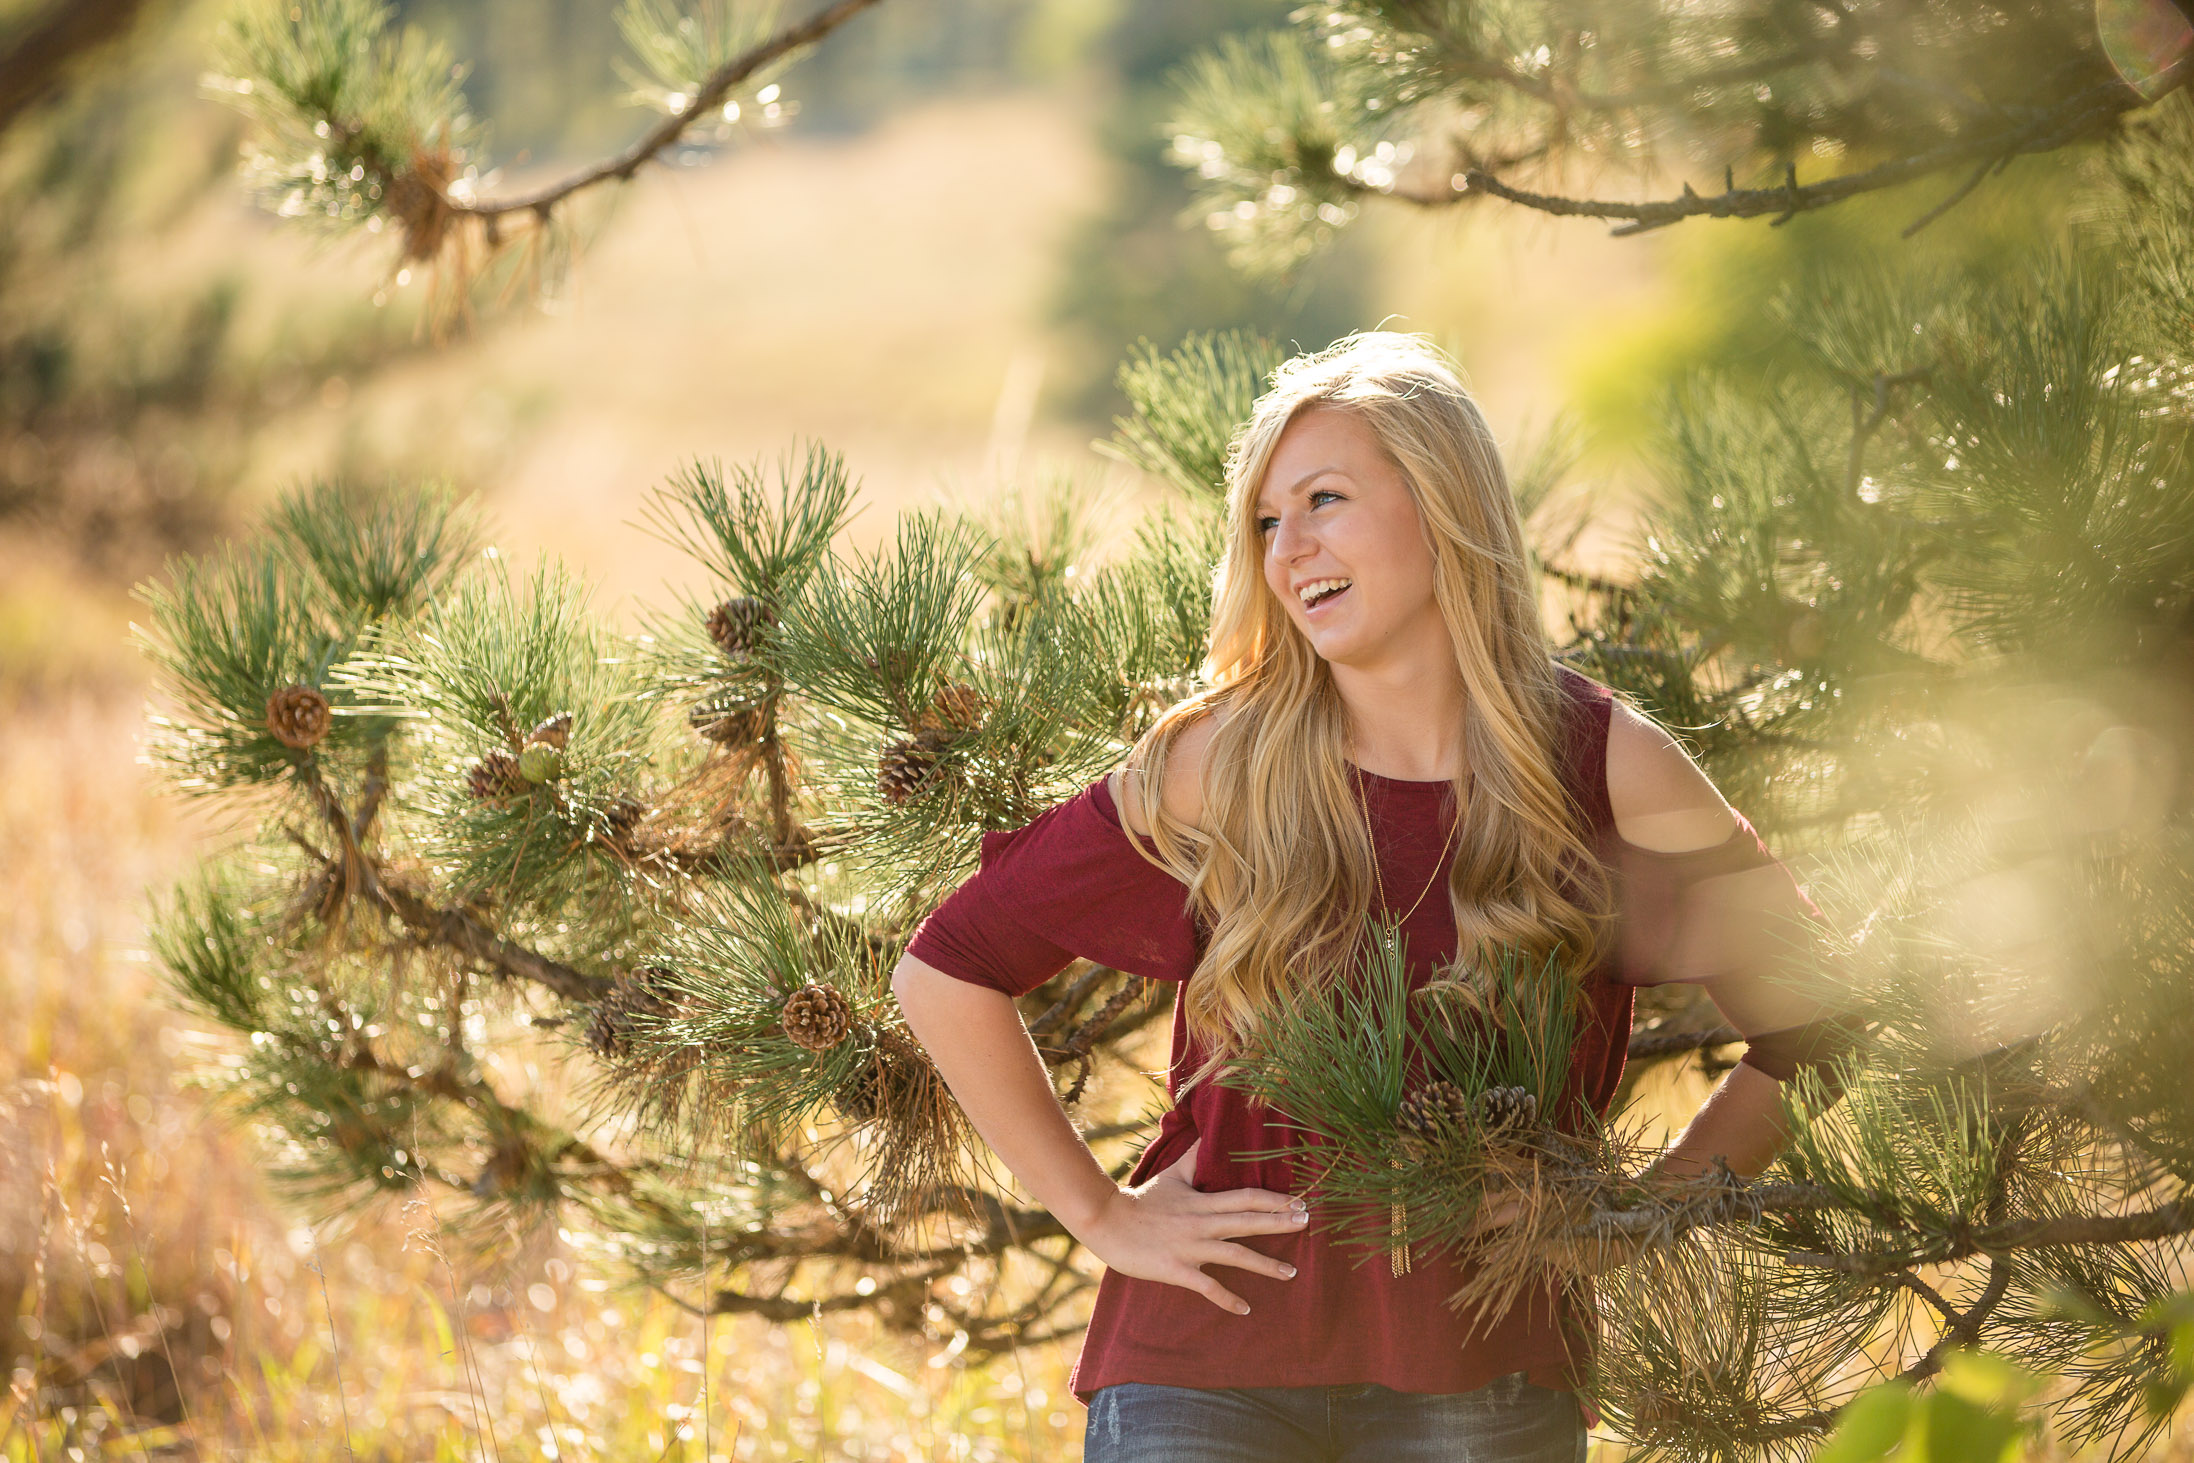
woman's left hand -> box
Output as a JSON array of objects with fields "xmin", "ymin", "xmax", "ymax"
[{"xmin": 1460, "ymin": 1184, "xmax": 1650, "ymax": 1277}]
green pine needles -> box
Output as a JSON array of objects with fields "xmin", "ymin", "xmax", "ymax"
[
  {"xmin": 1219, "ymin": 923, "xmax": 1589, "ymax": 1269},
  {"xmin": 135, "ymin": 435, "xmax": 1229, "ymax": 1358}
]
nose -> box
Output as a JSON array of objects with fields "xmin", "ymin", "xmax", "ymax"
[{"xmin": 1268, "ymin": 507, "xmax": 1317, "ymax": 564}]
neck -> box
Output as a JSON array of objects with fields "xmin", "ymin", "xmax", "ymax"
[{"xmin": 1328, "ymin": 618, "xmax": 1469, "ymax": 781}]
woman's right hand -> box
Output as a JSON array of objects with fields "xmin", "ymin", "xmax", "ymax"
[{"xmin": 1071, "ymin": 1139, "xmax": 1310, "ymax": 1315}]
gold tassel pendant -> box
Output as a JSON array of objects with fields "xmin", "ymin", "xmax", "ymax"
[{"xmin": 1389, "ymin": 1157, "xmax": 1411, "ymax": 1275}]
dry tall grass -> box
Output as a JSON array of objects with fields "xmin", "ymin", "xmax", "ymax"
[{"xmin": 0, "ymin": 678, "xmax": 1083, "ymax": 1460}]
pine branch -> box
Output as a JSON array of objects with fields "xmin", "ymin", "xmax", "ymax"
[
  {"xmin": 374, "ymin": 880, "xmax": 611, "ymax": 1004},
  {"xmin": 1392, "ymin": 56, "xmax": 2192, "ymax": 235},
  {"xmin": 1627, "ymin": 1024, "xmax": 1743, "ymax": 1063},
  {"xmin": 1781, "ymin": 1194, "xmax": 2194, "ymax": 1275},
  {"xmin": 0, "ymin": 0, "xmax": 158, "ymax": 136},
  {"xmin": 701, "ymin": 1265, "xmax": 955, "ymax": 1321},
  {"xmin": 298, "ymin": 762, "xmax": 611, "ymax": 1002},
  {"xmin": 1764, "ymin": 1258, "xmax": 2016, "ymax": 1439},
  {"xmin": 457, "ymin": 0, "xmax": 889, "ymax": 221}
]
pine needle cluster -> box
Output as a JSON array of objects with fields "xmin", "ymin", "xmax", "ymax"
[
  {"xmin": 137, "ymin": 413, "xmax": 1225, "ymax": 1357},
  {"xmin": 1164, "ymin": 1, "xmax": 2184, "ymax": 267}
]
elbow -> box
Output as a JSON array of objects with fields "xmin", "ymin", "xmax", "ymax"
[{"xmin": 889, "ymin": 954, "xmax": 929, "ymax": 1011}]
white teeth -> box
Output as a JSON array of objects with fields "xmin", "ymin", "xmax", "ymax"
[{"xmin": 1297, "ymin": 578, "xmax": 1352, "ymax": 606}]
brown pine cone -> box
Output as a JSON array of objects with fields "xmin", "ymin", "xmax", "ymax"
[
  {"xmin": 839, "ymin": 1046, "xmax": 914, "ymax": 1122},
  {"xmin": 690, "ymin": 690, "xmax": 769, "ymax": 747},
  {"xmin": 266, "ymin": 684, "xmax": 333, "ymax": 750},
  {"xmin": 600, "ymin": 795, "xmax": 648, "ymax": 850},
  {"xmin": 877, "ymin": 735, "xmax": 942, "ymax": 806},
  {"xmin": 915, "ymin": 680, "xmax": 991, "ymax": 737},
  {"xmin": 1396, "ymin": 1080, "xmax": 1474, "ymax": 1145},
  {"xmin": 706, "ymin": 596, "xmax": 771, "ymax": 657},
  {"xmin": 586, "ymin": 966, "xmax": 681, "ymax": 1060},
  {"xmin": 1479, "ymin": 1085, "xmax": 1540, "ymax": 1134},
  {"xmin": 466, "ymin": 749, "xmax": 527, "ymax": 803},
  {"xmin": 526, "ymin": 711, "xmax": 573, "ymax": 750},
  {"xmin": 780, "ymin": 983, "xmax": 856, "ymax": 1051}
]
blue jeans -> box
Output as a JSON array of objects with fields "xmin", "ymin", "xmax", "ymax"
[{"xmin": 1083, "ymin": 1371, "xmax": 1586, "ymax": 1462}]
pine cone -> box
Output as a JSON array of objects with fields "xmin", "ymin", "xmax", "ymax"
[
  {"xmin": 877, "ymin": 735, "xmax": 943, "ymax": 806},
  {"xmin": 1396, "ymin": 1080, "xmax": 1474, "ymax": 1144},
  {"xmin": 1479, "ymin": 1085, "xmax": 1540, "ymax": 1134},
  {"xmin": 1630, "ymin": 1389, "xmax": 1684, "ymax": 1428},
  {"xmin": 915, "ymin": 680, "xmax": 991, "ymax": 738},
  {"xmin": 466, "ymin": 749, "xmax": 526, "ymax": 803},
  {"xmin": 526, "ymin": 711, "xmax": 573, "ymax": 750},
  {"xmin": 265, "ymin": 684, "xmax": 332, "ymax": 750},
  {"xmin": 780, "ymin": 983, "xmax": 856, "ymax": 1051},
  {"xmin": 839, "ymin": 1046, "xmax": 915, "ymax": 1122},
  {"xmin": 689, "ymin": 690, "xmax": 769, "ymax": 747},
  {"xmin": 601, "ymin": 795, "xmax": 648, "ymax": 850},
  {"xmin": 587, "ymin": 966, "xmax": 681, "ymax": 1060},
  {"xmin": 706, "ymin": 596, "xmax": 771, "ymax": 657},
  {"xmin": 518, "ymin": 742, "xmax": 566, "ymax": 785}
]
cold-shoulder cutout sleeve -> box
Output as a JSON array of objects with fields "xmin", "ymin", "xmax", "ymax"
[
  {"xmin": 904, "ymin": 777, "xmax": 1202, "ymax": 998},
  {"xmin": 1610, "ymin": 812, "xmax": 1863, "ymax": 1082}
]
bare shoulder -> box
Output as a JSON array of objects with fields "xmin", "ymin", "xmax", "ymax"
[
  {"xmin": 1107, "ymin": 706, "xmax": 1224, "ymax": 838},
  {"xmin": 1604, "ymin": 697, "xmax": 1741, "ymax": 853}
]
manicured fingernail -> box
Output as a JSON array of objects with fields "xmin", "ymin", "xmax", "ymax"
[
  {"xmin": 1290, "ymin": 1198, "xmax": 1307, "ymax": 1211},
  {"xmin": 1237, "ymin": 1304, "xmax": 1251, "ymax": 1315},
  {"xmin": 1282, "ymin": 1265, "xmax": 1297, "ymax": 1279},
  {"xmin": 1292, "ymin": 1209, "xmax": 1309, "ymax": 1224}
]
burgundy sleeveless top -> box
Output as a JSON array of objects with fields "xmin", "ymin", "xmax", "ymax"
[{"xmin": 905, "ymin": 664, "xmax": 1818, "ymax": 1414}]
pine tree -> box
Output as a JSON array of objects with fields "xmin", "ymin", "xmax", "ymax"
[
  {"xmin": 1163, "ymin": 0, "xmax": 2191, "ymax": 265},
  {"xmin": 142, "ymin": 13, "xmax": 2194, "ymax": 1441},
  {"xmin": 204, "ymin": 0, "xmax": 888, "ymax": 329},
  {"xmin": 1207, "ymin": 100, "xmax": 2194, "ymax": 1458},
  {"xmin": 137, "ymin": 405, "xmax": 1235, "ymax": 1356}
]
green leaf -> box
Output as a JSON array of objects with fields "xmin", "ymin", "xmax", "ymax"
[
  {"xmin": 1936, "ymin": 1349, "xmax": 2041, "ymax": 1409},
  {"xmin": 1812, "ymin": 1379, "xmax": 1912, "ymax": 1463},
  {"xmin": 1913, "ymin": 1390, "xmax": 2022, "ymax": 1463}
]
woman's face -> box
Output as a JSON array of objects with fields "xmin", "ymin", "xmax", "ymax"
[{"xmin": 1254, "ymin": 406, "xmax": 1444, "ymax": 671}]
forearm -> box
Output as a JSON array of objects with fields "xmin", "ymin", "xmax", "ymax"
[
  {"xmin": 1653, "ymin": 1060, "xmax": 1792, "ymax": 1180},
  {"xmin": 889, "ymin": 954, "xmax": 1120, "ymax": 1234}
]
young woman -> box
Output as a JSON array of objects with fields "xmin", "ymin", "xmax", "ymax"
[{"xmin": 891, "ymin": 333, "xmax": 1848, "ymax": 1462}]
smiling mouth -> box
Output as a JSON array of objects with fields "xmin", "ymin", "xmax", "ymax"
[{"xmin": 1300, "ymin": 581, "xmax": 1351, "ymax": 613}]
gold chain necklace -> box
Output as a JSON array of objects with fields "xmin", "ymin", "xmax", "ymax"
[{"xmin": 1369, "ymin": 788, "xmax": 1462, "ymax": 1278}]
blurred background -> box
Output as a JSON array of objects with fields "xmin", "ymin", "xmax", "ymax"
[{"xmin": 5, "ymin": 0, "xmax": 2186, "ymax": 1456}]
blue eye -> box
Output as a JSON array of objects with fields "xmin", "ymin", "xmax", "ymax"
[{"xmin": 1255, "ymin": 491, "xmax": 1341, "ymax": 536}]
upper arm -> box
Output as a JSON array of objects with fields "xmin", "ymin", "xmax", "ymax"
[
  {"xmin": 1107, "ymin": 710, "xmax": 1220, "ymax": 840},
  {"xmin": 1605, "ymin": 699, "xmax": 1740, "ymax": 854},
  {"xmin": 1606, "ymin": 700, "xmax": 1851, "ymax": 1053}
]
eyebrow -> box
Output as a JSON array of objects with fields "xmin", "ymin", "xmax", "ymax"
[{"xmin": 1253, "ymin": 465, "xmax": 1347, "ymax": 515}]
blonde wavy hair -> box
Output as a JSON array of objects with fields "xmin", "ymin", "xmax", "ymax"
[{"xmin": 1119, "ymin": 332, "xmax": 1612, "ymax": 1085}]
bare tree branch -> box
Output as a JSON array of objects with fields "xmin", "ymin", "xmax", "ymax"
[
  {"xmin": 298, "ymin": 761, "xmax": 610, "ymax": 1002},
  {"xmin": 1385, "ymin": 54, "xmax": 2192, "ymax": 236},
  {"xmin": 0, "ymin": 0, "xmax": 158, "ymax": 138},
  {"xmin": 1627, "ymin": 1024, "xmax": 1743, "ymax": 1063},
  {"xmin": 458, "ymin": 0, "xmax": 888, "ymax": 221}
]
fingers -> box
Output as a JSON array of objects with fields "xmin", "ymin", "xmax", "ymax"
[
  {"xmin": 1195, "ymin": 1184, "xmax": 1302, "ymax": 1213},
  {"xmin": 1198, "ymin": 1205, "xmax": 1312, "ymax": 1238},
  {"xmin": 1187, "ymin": 1274, "xmax": 1251, "ymax": 1316},
  {"xmin": 1199, "ymin": 1239, "xmax": 1299, "ymax": 1283}
]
